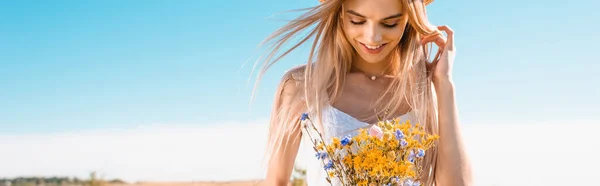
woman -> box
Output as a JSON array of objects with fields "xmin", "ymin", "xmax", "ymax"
[{"xmin": 257, "ymin": 0, "xmax": 472, "ymax": 185}]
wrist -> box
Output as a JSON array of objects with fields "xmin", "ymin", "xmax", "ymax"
[{"xmin": 433, "ymin": 75, "xmax": 454, "ymax": 87}]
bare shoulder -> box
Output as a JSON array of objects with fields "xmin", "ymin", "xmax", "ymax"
[
  {"xmin": 276, "ymin": 64, "xmax": 307, "ymax": 104},
  {"xmin": 279, "ymin": 64, "xmax": 307, "ymax": 92},
  {"xmin": 282, "ymin": 64, "xmax": 307, "ymax": 82}
]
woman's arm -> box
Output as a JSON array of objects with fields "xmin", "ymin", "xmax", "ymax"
[
  {"xmin": 433, "ymin": 78, "xmax": 473, "ymax": 186},
  {"xmin": 423, "ymin": 25, "xmax": 473, "ymax": 186},
  {"xmin": 264, "ymin": 68, "xmax": 306, "ymax": 186}
]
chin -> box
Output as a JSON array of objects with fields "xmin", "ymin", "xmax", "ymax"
[{"xmin": 357, "ymin": 53, "xmax": 391, "ymax": 64}]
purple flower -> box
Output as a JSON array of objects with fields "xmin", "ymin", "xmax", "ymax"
[
  {"xmin": 404, "ymin": 179, "xmax": 414, "ymax": 186},
  {"xmin": 395, "ymin": 129, "xmax": 404, "ymax": 140},
  {"xmin": 301, "ymin": 113, "xmax": 308, "ymax": 121},
  {"xmin": 400, "ymin": 139, "xmax": 408, "ymax": 148},
  {"xmin": 408, "ymin": 150, "xmax": 415, "ymax": 163},
  {"xmin": 413, "ymin": 181, "xmax": 421, "ymax": 186},
  {"xmin": 401, "ymin": 178, "xmax": 420, "ymax": 186}
]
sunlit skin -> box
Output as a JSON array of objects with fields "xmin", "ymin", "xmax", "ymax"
[{"xmin": 265, "ymin": 0, "xmax": 472, "ymax": 185}]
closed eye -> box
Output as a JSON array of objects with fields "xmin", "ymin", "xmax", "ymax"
[
  {"xmin": 383, "ymin": 23, "xmax": 398, "ymax": 28},
  {"xmin": 352, "ymin": 20, "xmax": 398, "ymax": 28},
  {"xmin": 345, "ymin": 10, "xmax": 403, "ymax": 29},
  {"xmin": 350, "ymin": 20, "xmax": 365, "ymax": 25}
]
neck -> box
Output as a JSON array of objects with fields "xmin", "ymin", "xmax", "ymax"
[{"xmin": 351, "ymin": 56, "xmax": 392, "ymax": 77}]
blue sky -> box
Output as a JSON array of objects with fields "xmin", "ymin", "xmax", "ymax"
[{"xmin": 1, "ymin": 0, "xmax": 598, "ymax": 135}]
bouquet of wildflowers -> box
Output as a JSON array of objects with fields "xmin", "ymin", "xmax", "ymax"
[{"xmin": 300, "ymin": 113, "xmax": 439, "ymax": 186}]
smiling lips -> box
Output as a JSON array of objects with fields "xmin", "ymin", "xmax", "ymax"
[{"xmin": 359, "ymin": 42, "xmax": 387, "ymax": 54}]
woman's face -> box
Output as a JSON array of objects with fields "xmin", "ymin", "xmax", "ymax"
[{"xmin": 342, "ymin": 0, "xmax": 409, "ymax": 64}]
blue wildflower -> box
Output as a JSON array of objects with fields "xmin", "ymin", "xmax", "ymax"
[
  {"xmin": 408, "ymin": 150, "xmax": 415, "ymax": 163},
  {"xmin": 320, "ymin": 152, "xmax": 328, "ymax": 159},
  {"xmin": 315, "ymin": 152, "xmax": 327, "ymax": 160},
  {"xmin": 301, "ymin": 113, "xmax": 308, "ymax": 121},
  {"xmin": 413, "ymin": 181, "xmax": 421, "ymax": 186},
  {"xmin": 395, "ymin": 129, "xmax": 404, "ymax": 140},
  {"xmin": 416, "ymin": 148, "xmax": 425, "ymax": 158},
  {"xmin": 323, "ymin": 160, "xmax": 334, "ymax": 170},
  {"xmin": 404, "ymin": 179, "xmax": 414, "ymax": 186},
  {"xmin": 341, "ymin": 136, "xmax": 351, "ymax": 146},
  {"xmin": 400, "ymin": 139, "xmax": 408, "ymax": 148}
]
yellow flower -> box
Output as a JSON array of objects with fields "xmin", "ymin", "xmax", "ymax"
[
  {"xmin": 326, "ymin": 145, "xmax": 334, "ymax": 154},
  {"xmin": 383, "ymin": 132, "xmax": 392, "ymax": 140},
  {"xmin": 328, "ymin": 171, "xmax": 335, "ymax": 178},
  {"xmin": 387, "ymin": 151, "xmax": 396, "ymax": 159},
  {"xmin": 353, "ymin": 156, "xmax": 364, "ymax": 170},
  {"xmin": 343, "ymin": 154, "xmax": 353, "ymax": 167},
  {"xmin": 389, "ymin": 138, "xmax": 399, "ymax": 149},
  {"xmin": 316, "ymin": 142, "xmax": 325, "ymax": 151},
  {"xmin": 358, "ymin": 180, "xmax": 368, "ymax": 186},
  {"xmin": 332, "ymin": 137, "xmax": 341, "ymax": 148}
]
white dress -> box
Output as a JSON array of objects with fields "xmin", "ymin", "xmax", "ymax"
[{"xmin": 301, "ymin": 104, "xmax": 416, "ymax": 186}]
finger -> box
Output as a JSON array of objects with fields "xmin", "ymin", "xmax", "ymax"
[
  {"xmin": 437, "ymin": 25, "xmax": 454, "ymax": 48},
  {"xmin": 421, "ymin": 34, "xmax": 446, "ymax": 48},
  {"xmin": 420, "ymin": 35, "xmax": 432, "ymax": 45}
]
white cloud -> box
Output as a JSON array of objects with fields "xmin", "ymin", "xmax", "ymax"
[
  {"xmin": 1, "ymin": 120, "xmax": 599, "ymax": 185},
  {"xmin": 0, "ymin": 119, "xmax": 272, "ymax": 182}
]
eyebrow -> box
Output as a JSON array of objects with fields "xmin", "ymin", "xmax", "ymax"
[{"xmin": 346, "ymin": 10, "xmax": 403, "ymax": 20}]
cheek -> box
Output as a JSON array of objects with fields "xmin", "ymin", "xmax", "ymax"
[
  {"xmin": 385, "ymin": 25, "xmax": 407, "ymax": 43},
  {"xmin": 343, "ymin": 25, "xmax": 361, "ymax": 39},
  {"xmin": 386, "ymin": 30, "xmax": 404, "ymax": 42}
]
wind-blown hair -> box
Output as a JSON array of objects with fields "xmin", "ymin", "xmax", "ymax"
[{"xmin": 255, "ymin": 0, "xmax": 442, "ymax": 185}]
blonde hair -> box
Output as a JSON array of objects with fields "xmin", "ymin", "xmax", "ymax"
[{"xmin": 255, "ymin": 0, "xmax": 442, "ymax": 185}]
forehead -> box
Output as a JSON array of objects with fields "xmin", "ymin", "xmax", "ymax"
[{"xmin": 342, "ymin": 0, "xmax": 404, "ymax": 18}]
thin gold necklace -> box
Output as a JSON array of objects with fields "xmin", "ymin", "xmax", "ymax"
[{"xmin": 350, "ymin": 68, "xmax": 385, "ymax": 81}]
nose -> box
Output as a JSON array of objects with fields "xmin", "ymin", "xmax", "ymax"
[{"xmin": 364, "ymin": 23, "xmax": 382, "ymax": 44}]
